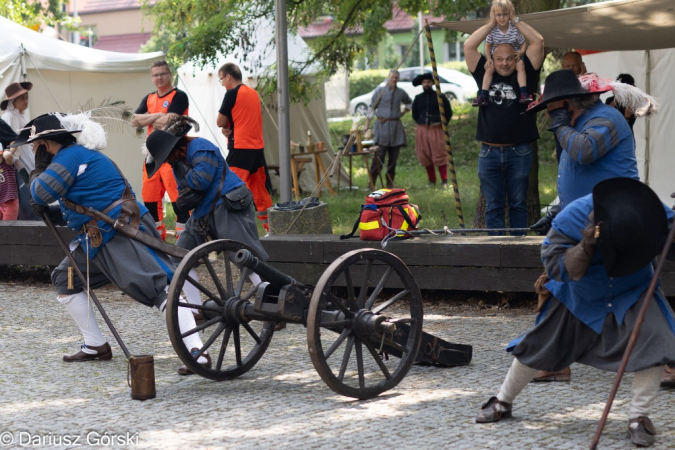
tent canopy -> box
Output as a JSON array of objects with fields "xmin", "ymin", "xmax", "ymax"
[
  {"xmin": 0, "ymin": 16, "xmax": 163, "ymax": 195},
  {"xmin": 433, "ymin": 0, "xmax": 675, "ymax": 51}
]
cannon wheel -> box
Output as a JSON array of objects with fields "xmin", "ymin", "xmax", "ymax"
[
  {"xmin": 167, "ymin": 239, "xmax": 275, "ymax": 381},
  {"xmin": 307, "ymin": 248, "xmax": 423, "ymax": 399}
]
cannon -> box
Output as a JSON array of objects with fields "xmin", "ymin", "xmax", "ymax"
[{"xmin": 165, "ymin": 239, "xmax": 472, "ymax": 399}]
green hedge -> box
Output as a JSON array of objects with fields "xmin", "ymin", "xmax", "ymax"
[
  {"xmin": 349, "ymin": 62, "xmax": 471, "ymax": 100},
  {"xmin": 349, "ymin": 69, "xmax": 390, "ymax": 99}
]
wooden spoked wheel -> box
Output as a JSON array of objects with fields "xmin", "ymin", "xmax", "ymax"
[
  {"xmin": 307, "ymin": 248, "xmax": 423, "ymax": 399},
  {"xmin": 167, "ymin": 239, "xmax": 274, "ymax": 381}
]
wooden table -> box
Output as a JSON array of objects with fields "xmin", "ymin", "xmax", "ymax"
[
  {"xmin": 338, "ymin": 150, "xmax": 376, "ymax": 191},
  {"xmin": 291, "ymin": 149, "xmax": 336, "ymax": 200}
]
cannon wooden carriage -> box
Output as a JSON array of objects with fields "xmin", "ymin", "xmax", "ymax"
[{"xmin": 165, "ymin": 239, "xmax": 472, "ymax": 399}]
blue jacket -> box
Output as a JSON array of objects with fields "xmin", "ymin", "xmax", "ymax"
[
  {"xmin": 556, "ymin": 101, "xmax": 638, "ymax": 208},
  {"xmin": 31, "ymin": 144, "xmax": 148, "ymax": 258},
  {"xmin": 174, "ymin": 138, "xmax": 244, "ymax": 220},
  {"xmin": 542, "ymin": 194, "xmax": 675, "ymax": 334}
]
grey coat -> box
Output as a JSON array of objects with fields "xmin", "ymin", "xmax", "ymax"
[{"xmin": 369, "ymin": 86, "xmax": 412, "ymax": 147}]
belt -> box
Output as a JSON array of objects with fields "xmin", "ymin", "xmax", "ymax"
[
  {"xmin": 377, "ymin": 117, "xmax": 400, "ymax": 123},
  {"xmin": 482, "ymin": 143, "xmax": 517, "ymax": 148}
]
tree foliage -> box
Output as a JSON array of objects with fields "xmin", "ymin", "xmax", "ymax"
[
  {"xmin": 143, "ymin": 0, "xmax": 606, "ymax": 102},
  {"xmin": 0, "ymin": 0, "xmax": 79, "ymax": 31}
]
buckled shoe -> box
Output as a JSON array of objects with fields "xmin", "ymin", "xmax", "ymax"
[
  {"xmin": 475, "ymin": 396, "xmax": 512, "ymax": 423},
  {"xmin": 177, "ymin": 348, "xmax": 212, "ymax": 376},
  {"xmin": 63, "ymin": 343, "xmax": 113, "ymax": 362},
  {"xmin": 627, "ymin": 416, "xmax": 656, "ymax": 447},
  {"xmin": 531, "ymin": 366, "xmax": 571, "ymax": 382}
]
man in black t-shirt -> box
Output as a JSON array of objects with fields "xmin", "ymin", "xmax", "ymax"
[{"xmin": 464, "ymin": 6, "xmax": 544, "ymax": 233}]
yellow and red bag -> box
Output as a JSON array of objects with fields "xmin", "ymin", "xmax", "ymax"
[{"xmin": 340, "ymin": 188, "xmax": 421, "ymax": 241}]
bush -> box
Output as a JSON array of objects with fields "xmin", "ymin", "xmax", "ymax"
[{"xmin": 349, "ymin": 69, "xmax": 390, "ymax": 99}]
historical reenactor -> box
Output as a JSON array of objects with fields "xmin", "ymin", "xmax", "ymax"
[
  {"xmin": 527, "ymin": 70, "xmax": 659, "ymax": 382},
  {"xmin": 144, "ymin": 114, "xmax": 268, "ymax": 366},
  {"xmin": 363, "ymin": 69, "xmax": 413, "ymax": 189},
  {"xmin": 19, "ymin": 112, "xmax": 205, "ymax": 372},
  {"xmin": 411, "ymin": 72, "xmax": 452, "ymax": 187},
  {"xmin": 476, "ymin": 177, "xmax": 675, "ymax": 448}
]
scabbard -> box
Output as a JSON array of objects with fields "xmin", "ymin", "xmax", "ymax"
[{"xmin": 88, "ymin": 207, "xmax": 189, "ymax": 259}]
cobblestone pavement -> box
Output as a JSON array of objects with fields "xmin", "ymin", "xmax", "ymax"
[{"xmin": 1, "ymin": 282, "xmax": 674, "ymax": 449}]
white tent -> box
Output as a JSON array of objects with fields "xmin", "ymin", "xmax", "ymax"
[
  {"xmin": 176, "ymin": 22, "xmax": 348, "ymax": 192},
  {"xmin": 434, "ymin": 0, "xmax": 675, "ymax": 204},
  {"xmin": 0, "ymin": 16, "xmax": 163, "ymax": 195}
]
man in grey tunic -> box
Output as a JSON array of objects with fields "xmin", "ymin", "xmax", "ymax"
[
  {"xmin": 364, "ymin": 69, "xmax": 412, "ymax": 188},
  {"xmin": 474, "ymin": 178, "xmax": 675, "ymax": 448}
]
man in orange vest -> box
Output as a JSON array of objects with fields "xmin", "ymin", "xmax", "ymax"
[
  {"xmin": 216, "ymin": 63, "xmax": 272, "ymax": 232},
  {"xmin": 131, "ymin": 60, "xmax": 190, "ymax": 240}
]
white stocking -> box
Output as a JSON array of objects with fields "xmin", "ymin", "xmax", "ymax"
[
  {"xmin": 496, "ymin": 358, "xmax": 538, "ymax": 405},
  {"xmin": 248, "ymin": 272, "xmax": 262, "ymax": 286},
  {"xmin": 158, "ymin": 299, "xmax": 206, "ymax": 363},
  {"xmin": 182, "ymin": 269, "xmax": 201, "ymax": 314},
  {"xmin": 59, "ymin": 292, "xmax": 106, "ymax": 350},
  {"xmin": 629, "ymin": 365, "xmax": 664, "ymax": 418}
]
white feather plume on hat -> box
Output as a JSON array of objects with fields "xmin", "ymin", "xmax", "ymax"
[
  {"xmin": 58, "ymin": 112, "xmax": 107, "ymax": 150},
  {"xmin": 578, "ymin": 73, "xmax": 658, "ymax": 117}
]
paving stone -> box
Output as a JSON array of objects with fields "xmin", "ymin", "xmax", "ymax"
[{"xmin": 0, "ymin": 282, "xmax": 673, "ymax": 449}]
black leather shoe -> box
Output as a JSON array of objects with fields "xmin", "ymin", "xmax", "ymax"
[
  {"xmin": 476, "ymin": 396, "xmax": 512, "ymax": 423},
  {"xmin": 628, "ymin": 416, "xmax": 656, "ymax": 447},
  {"xmin": 63, "ymin": 343, "xmax": 113, "ymax": 362},
  {"xmin": 177, "ymin": 348, "xmax": 212, "ymax": 376}
]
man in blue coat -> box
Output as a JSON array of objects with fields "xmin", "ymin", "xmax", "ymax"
[
  {"xmin": 19, "ymin": 113, "xmax": 204, "ymax": 371},
  {"xmin": 475, "ymin": 178, "xmax": 675, "ymax": 448}
]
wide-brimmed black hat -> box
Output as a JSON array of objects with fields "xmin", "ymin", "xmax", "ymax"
[
  {"xmin": 1, "ymin": 82, "xmax": 33, "ymax": 111},
  {"xmin": 412, "ymin": 72, "xmax": 434, "ymax": 87},
  {"xmin": 144, "ymin": 124, "xmax": 192, "ymax": 178},
  {"xmin": 593, "ymin": 178, "xmax": 668, "ymax": 278},
  {"xmin": 525, "ymin": 69, "xmax": 609, "ymax": 114},
  {"xmin": 9, "ymin": 113, "xmax": 81, "ymax": 148}
]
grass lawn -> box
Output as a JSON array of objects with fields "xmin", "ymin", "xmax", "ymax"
[{"xmin": 164, "ymin": 104, "xmax": 558, "ymax": 237}]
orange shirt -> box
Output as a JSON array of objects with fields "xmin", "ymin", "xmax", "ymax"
[{"xmin": 218, "ymin": 84, "xmax": 264, "ymax": 150}]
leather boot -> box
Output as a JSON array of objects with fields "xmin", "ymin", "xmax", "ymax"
[
  {"xmin": 531, "ymin": 366, "xmax": 571, "ymax": 382},
  {"xmin": 627, "ymin": 416, "xmax": 656, "ymax": 447},
  {"xmin": 475, "ymin": 396, "xmax": 513, "ymax": 423},
  {"xmin": 63, "ymin": 343, "xmax": 113, "ymax": 362},
  {"xmin": 177, "ymin": 348, "xmax": 212, "ymax": 376},
  {"xmin": 660, "ymin": 365, "xmax": 675, "ymax": 388}
]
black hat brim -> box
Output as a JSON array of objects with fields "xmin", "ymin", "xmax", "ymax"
[
  {"xmin": 593, "ymin": 178, "xmax": 668, "ymax": 277},
  {"xmin": 412, "ymin": 72, "xmax": 434, "ymax": 87},
  {"xmin": 524, "ymin": 91, "xmax": 602, "ymax": 114},
  {"xmin": 145, "ymin": 129, "xmax": 182, "ymax": 178}
]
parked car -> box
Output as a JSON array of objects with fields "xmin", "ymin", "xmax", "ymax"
[{"xmin": 349, "ymin": 66, "xmax": 478, "ymax": 115}]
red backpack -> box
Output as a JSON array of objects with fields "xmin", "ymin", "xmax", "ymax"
[{"xmin": 340, "ymin": 188, "xmax": 421, "ymax": 241}]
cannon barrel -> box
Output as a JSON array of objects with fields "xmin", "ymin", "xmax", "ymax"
[{"xmin": 234, "ymin": 249, "xmax": 299, "ymax": 289}]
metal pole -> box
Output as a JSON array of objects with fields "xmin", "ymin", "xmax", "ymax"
[
  {"xmin": 424, "ymin": 20, "xmax": 465, "ymax": 228},
  {"xmin": 275, "ymin": 0, "xmax": 292, "ymax": 202},
  {"xmin": 589, "ymin": 221, "xmax": 675, "ymax": 450}
]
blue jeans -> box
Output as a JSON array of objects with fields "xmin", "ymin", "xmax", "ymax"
[{"xmin": 477, "ymin": 143, "xmax": 532, "ymax": 233}]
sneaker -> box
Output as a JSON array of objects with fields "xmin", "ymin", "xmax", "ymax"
[
  {"xmin": 472, "ymin": 94, "xmax": 489, "ymax": 107},
  {"xmin": 63, "ymin": 342, "xmax": 113, "ymax": 362},
  {"xmin": 441, "ymin": 180, "xmax": 448, "ymax": 187},
  {"xmin": 519, "ymin": 93, "xmax": 533, "ymax": 104}
]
